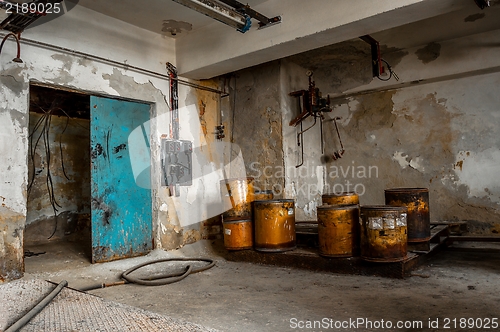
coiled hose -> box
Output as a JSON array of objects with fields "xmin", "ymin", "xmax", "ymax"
[{"xmin": 80, "ymin": 257, "xmax": 215, "ymax": 291}]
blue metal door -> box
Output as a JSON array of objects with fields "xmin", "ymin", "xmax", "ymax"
[{"xmin": 90, "ymin": 96, "xmax": 152, "ymax": 263}]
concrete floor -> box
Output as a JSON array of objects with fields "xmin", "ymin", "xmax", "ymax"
[{"xmin": 21, "ymin": 239, "xmax": 500, "ymax": 332}]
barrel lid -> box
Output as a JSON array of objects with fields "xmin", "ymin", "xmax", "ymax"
[
  {"xmin": 384, "ymin": 188, "xmax": 429, "ymax": 193},
  {"xmin": 220, "ymin": 177, "xmax": 254, "ymax": 183},
  {"xmin": 317, "ymin": 204, "xmax": 359, "ymax": 211},
  {"xmin": 322, "ymin": 191, "xmax": 358, "ymax": 197},
  {"xmin": 254, "ymin": 199, "xmax": 294, "ymax": 204},
  {"xmin": 360, "ymin": 205, "xmax": 408, "ymax": 211}
]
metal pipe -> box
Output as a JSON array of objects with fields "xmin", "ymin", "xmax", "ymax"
[
  {"xmin": 0, "ymin": 33, "xmax": 228, "ymax": 96},
  {"xmin": 0, "ymin": 32, "xmax": 23, "ymax": 63}
]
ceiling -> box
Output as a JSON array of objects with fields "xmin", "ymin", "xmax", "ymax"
[{"xmin": 77, "ymin": 0, "xmax": 270, "ymax": 37}]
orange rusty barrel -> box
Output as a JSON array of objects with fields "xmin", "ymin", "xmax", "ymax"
[
  {"xmin": 322, "ymin": 192, "xmax": 359, "ymax": 206},
  {"xmin": 220, "ymin": 177, "xmax": 255, "ymax": 218},
  {"xmin": 254, "ymin": 190, "xmax": 274, "ymax": 201},
  {"xmin": 222, "ymin": 218, "xmax": 253, "ymax": 250},
  {"xmin": 360, "ymin": 205, "xmax": 408, "ymax": 262},
  {"xmin": 317, "ymin": 205, "xmax": 360, "ymax": 258},
  {"xmin": 384, "ymin": 188, "xmax": 430, "ymax": 243},
  {"xmin": 254, "ymin": 199, "xmax": 296, "ymax": 252}
]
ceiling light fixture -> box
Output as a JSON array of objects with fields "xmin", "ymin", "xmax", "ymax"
[
  {"xmin": 172, "ymin": 0, "xmax": 281, "ymax": 33},
  {"xmin": 172, "ymin": 0, "xmax": 252, "ymax": 33}
]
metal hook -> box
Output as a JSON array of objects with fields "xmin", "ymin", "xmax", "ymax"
[{"xmin": 0, "ymin": 33, "xmax": 23, "ymax": 63}]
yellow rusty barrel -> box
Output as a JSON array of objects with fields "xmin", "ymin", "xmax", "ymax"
[
  {"xmin": 254, "ymin": 199, "xmax": 296, "ymax": 252},
  {"xmin": 254, "ymin": 190, "xmax": 274, "ymax": 201},
  {"xmin": 322, "ymin": 192, "xmax": 359, "ymax": 206},
  {"xmin": 385, "ymin": 188, "xmax": 430, "ymax": 243},
  {"xmin": 360, "ymin": 205, "xmax": 408, "ymax": 262},
  {"xmin": 220, "ymin": 177, "xmax": 255, "ymax": 218},
  {"xmin": 317, "ymin": 205, "xmax": 360, "ymax": 258},
  {"xmin": 222, "ymin": 218, "xmax": 253, "ymax": 250}
]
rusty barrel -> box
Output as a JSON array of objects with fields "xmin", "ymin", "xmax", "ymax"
[
  {"xmin": 317, "ymin": 205, "xmax": 360, "ymax": 258},
  {"xmin": 360, "ymin": 206, "xmax": 408, "ymax": 262},
  {"xmin": 254, "ymin": 199, "xmax": 296, "ymax": 252},
  {"xmin": 322, "ymin": 192, "xmax": 359, "ymax": 206},
  {"xmin": 254, "ymin": 190, "xmax": 274, "ymax": 201},
  {"xmin": 384, "ymin": 188, "xmax": 430, "ymax": 243},
  {"xmin": 220, "ymin": 177, "xmax": 255, "ymax": 218},
  {"xmin": 222, "ymin": 218, "xmax": 253, "ymax": 250}
]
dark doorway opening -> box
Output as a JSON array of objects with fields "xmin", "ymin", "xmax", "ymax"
[{"xmin": 25, "ymin": 84, "xmax": 92, "ymax": 264}]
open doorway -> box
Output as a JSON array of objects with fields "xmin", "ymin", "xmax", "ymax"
[
  {"xmin": 25, "ymin": 84, "xmax": 92, "ymax": 266},
  {"xmin": 25, "ymin": 84, "xmax": 154, "ymax": 272}
]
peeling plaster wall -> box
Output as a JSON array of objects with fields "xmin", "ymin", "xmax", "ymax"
[
  {"xmin": 25, "ymin": 113, "xmax": 91, "ymax": 244},
  {"xmin": 281, "ymin": 28, "xmax": 500, "ymax": 232},
  {"xmin": 229, "ymin": 27, "xmax": 500, "ymax": 230},
  {"xmin": 232, "ymin": 61, "xmax": 284, "ymax": 195},
  {"xmin": 0, "ymin": 5, "xmax": 215, "ymax": 282}
]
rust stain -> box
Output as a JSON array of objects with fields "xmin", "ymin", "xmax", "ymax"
[
  {"xmin": 455, "ymin": 160, "xmax": 464, "ymax": 171},
  {"xmin": 254, "ymin": 200, "xmax": 296, "ymax": 252},
  {"xmin": 317, "ymin": 205, "xmax": 359, "ymax": 257}
]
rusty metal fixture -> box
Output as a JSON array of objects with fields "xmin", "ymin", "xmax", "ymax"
[
  {"xmin": 360, "ymin": 205, "xmax": 408, "ymax": 263},
  {"xmin": 0, "ymin": 32, "xmax": 23, "ymax": 63},
  {"xmin": 220, "ymin": 177, "xmax": 255, "ymax": 218},
  {"xmin": 254, "ymin": 190, "xmax": 274, "ymax": 201},
  {"xmin": 222, "ymin": 218, "xmax": 253, "ymax": 250},
  {"xmin": 322, "ymin": 192, "xmax": 359, "ymax": 206},
  {"xmin": 385, "ymin": 188, "xmax": 430, "ymax": 243},
  {"xmin": 254, "ymin": 199, "xmax": 296, "ymax": 252},
  {"xmin": 317, "ymin": 205, "xmax": 360, "ymax": 258}
]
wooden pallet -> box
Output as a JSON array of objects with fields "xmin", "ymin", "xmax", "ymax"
[{"xmin": 223, "ymin": 224, "xmax": 450, "ymax": 279}]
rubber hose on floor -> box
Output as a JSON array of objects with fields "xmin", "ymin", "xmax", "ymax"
[
  {"xmin": 5, "ymin": 280, "xmax": 68, "ymax": 332},
  {"xmin": 121, "ymin": 258, "xmax": 215, "ymax": 286},
  {"xmin": 80, "ymin": 258, "xmax": 215, "ymax": 291}
]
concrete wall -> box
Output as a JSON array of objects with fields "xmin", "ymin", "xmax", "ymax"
[
  {"xmin": 25, "ymin": 113, "xmax": 91, "ymax": 244},
  {"xmin": 0, "ymin": 5, "xmax": 223, "ymax": 282},
  {"xmin": 229, "ymin": 28, "xmax": 500, "ymax": 231},
  {"xmin": 176, "ymin": 0, "xmax": 472, "ymax": 79}
]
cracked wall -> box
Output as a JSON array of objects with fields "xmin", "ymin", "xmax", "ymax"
[
  {"xmin": 230, "ymin": 28, "xmax": 500, "ymax": 231},
  {"xmin": 0, "ymin": 5, "xmax": 210, "ymax": 281}
]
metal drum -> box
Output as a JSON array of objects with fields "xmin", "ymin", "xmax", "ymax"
[
  {"xmin": 254, "ymin": 190, "xmax": 274, "ymax": 201},
  {"xmin": 220, "ymin": 177, "xmax": 255, "ymax": 219},
  {"xmin": 385, "ymin": 188, "xmax": 430, "ymax": 243},
  {"xmin": 322, "ymin": 192, "xmax": 359, "ymax": 206},
  {"xmin": 360, "ymin": 206, "xmax": 408, "ymax": 262},
  {"xmin": 254, "ymin": 199, "xmax": 296, "ymax": 252},
  {"xmin": 317, "ymin": 205, "xmax": 360, "ymax": 258},
  {"xmin": 222, "ymin": 218, "xmax": 253, "ymax": 250}
]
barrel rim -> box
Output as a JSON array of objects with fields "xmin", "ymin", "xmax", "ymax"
[
  {"xmin": 317, "ymin": 204, "xmax": 359, "ymax": 211},
  {"xmin": 384, "ymin": 187, "xmax": 429, "ymax": 193},
  {"xmin": 254, "ymin": 189, "xmax": 274, "ymax": 194},
  {"xmin": 223, "ymin": 218, "xmax": 252, "ymax": 224},
  {"xmin": 220, "ymin": 177, "xmax": 255, "ymax": 183},
  {"xmin": 322, "ymin": 191, "xmax": 358, "ymax": 197},
  {"xmin": 360, "ymin": 205, "xmax": 408, "ymax": 211},
  {"xmin": 253, "ymin": 199, "xmax": 295, "ymax": 204}
]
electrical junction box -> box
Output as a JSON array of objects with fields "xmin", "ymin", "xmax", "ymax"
[{"xmin": 161, "ymin": 139, "xmax": 193, "ymax": 187}]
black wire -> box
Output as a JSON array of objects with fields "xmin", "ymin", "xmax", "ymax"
[
  {"xmin": 59, "ymin": 114, "xmax": 70, "ymax": 181},
  {"xmin": 231, "ymin": 75, "xmax": 236, "ymax": 144},
  {"xmin": 377, "ymin": 59, "xmax": 393, "ymax": 82}
]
